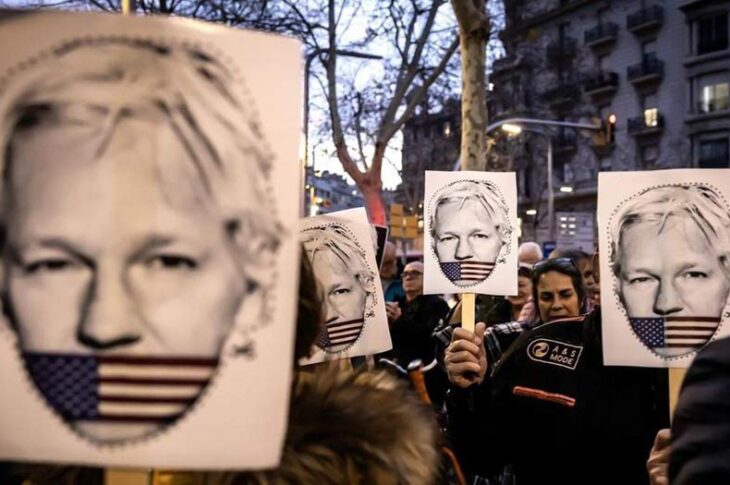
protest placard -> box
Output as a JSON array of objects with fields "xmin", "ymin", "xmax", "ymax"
[
  {"xmin": 598, "ymin": 169, "xmax": 730, "ymax": 369},
  {"xmin": 423, "ymin": 171, "xmax": 518, "ymax": 300},
  {"xmin": 0, "ymin": 10, "xmax": 301, "ymax": 469},
  {"xmin": 299, "ymin": 208, "xmax": 392, "ymax": 365}
]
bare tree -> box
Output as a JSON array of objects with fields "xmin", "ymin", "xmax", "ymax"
[
  {"xmin": 11, "ymin": 0, "xmax": 461, "ymax": 225},
  {"xmin": 321, "ymin": 0, "xmax": 459, "ymax": 225}
]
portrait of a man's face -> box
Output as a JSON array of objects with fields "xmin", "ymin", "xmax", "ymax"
[
  {"xmin": 301, "ymin": 224, "xmax": 376, "ymax": 354},
  {"xmin": 430, "ymin": 180, "xmax": 511, "ymax": 287},
  {"xmin": 609, "ymin": 184, "xmax": 730, "ymax": 358},
  {"xmin": 0, "ymin": 38, "xmax": 280, "ymax": 443}
]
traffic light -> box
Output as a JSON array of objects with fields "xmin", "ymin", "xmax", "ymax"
[
  {"xmin": 593, "ymin": 113, "xmax": 616, "ymax": 149},
  {"xmin": 606, "ymin": 113, "xmax": 616, "ymax": 145}
]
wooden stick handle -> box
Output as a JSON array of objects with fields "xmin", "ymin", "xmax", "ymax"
[
  {"xmin": 461, "ymin": 293, "xmax": 476, "ymax": 332},
  {"xmin": 105, "ymin": 469, "xmax": 150, "ymax": 485},
  {"xmin": 669, "ymin": 367, "xmax": 688, "ymax": 421}
]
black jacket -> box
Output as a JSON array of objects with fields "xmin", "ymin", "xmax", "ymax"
[
  {"xmin": 447, "ymin": 309, "xmax": 669, "ymax": 485},
  {"xmin": 390, "ymin": 294, "xmax": 449, "ymax": 366},
  {"xmin": 670, "ymin": 336, "xmax": 730, "ymax": 485}
]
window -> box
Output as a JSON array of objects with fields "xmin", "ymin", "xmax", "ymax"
[
  {"xmin": 443, "ymin": 122, "xmax": 452, "ymax": 137},
  {"xmin": 640, "ymin": 144, "xmax": 659, "ymax": 165},
  {"xmin": 598, "ymin": 55, "xmax": 608, "ymax": 71},
  {"xmin": 641, "ymin": 92, "xmax": 659, "ymax": 127},
  {"xmin": 559, "ymin": 22, "xmax": 570, "ymax": 45},
  {"xmin": 697, "ymin": 12, "xmax": 728, "ymax": 55},
  {"xmin": 642, "ymin": 39, "xmax": 657, "ymax": 56},
  {"xmin": 697, "ymin": 72, "xmax": 730, "ymax": 113},
  {"xmin": 698, "ymin": 137, "xmax": 729, "ymax": 168},
  {"xmin": 597, "ymin": 8, "xmax": 609, "ymax": 24}
]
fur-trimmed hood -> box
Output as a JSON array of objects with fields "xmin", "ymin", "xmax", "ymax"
[
  {"xmin": 246, "ymin": 365, "xmax": 439, "ymax": 484},
  {"xmin": 7, "ymin": 366, "xmax": 439, "ymax": 485}
]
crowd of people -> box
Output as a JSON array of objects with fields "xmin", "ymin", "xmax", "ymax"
[{"xmin": 3, "ymin": 235, "xmax": 728, "ymax": 484}]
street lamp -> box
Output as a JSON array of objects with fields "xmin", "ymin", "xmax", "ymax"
[{"xmin": 486, "ymin": 117, "xmax": 602, "ymax": 242}]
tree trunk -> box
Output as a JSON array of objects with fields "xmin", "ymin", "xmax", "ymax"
[
  {"xmin": 360, "ymin": 174, "xmax": 386, "ymax": 226},
  {"xmin": 452, "ymin": 0, "xmax": 489, "ymax": 172}
]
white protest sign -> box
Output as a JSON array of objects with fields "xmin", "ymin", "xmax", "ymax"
[
  {"xmin": 299, "ymin": 208, "xmax": 392, "ymax": 365},
  {"xmin": 599, "ymin": 169, "xmax": 730, "ymax": 367},
  {"xmin": 423, "ymin": 171, "xmax": 518, "ymax": 296},
  {"xmin": 0, "ymin": 11, "xmax": 301, "ymax": 469}
]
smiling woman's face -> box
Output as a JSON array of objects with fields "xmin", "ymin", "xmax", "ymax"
[
  {"xmin": 5, "ymin": 118, "xmax": 246, "ymax": 441},
  {"xmin": 618, "ymin": 216, "xmax": 730, "ymax": 318}
]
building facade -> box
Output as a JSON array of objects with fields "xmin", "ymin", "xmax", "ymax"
[
  {"xmin": 490, "ymin": 0, "xmax": 730, "ymax": 242},
  {"xmin": 399, "ymin": 98, "xmax": 462, "ymax": 214},
  {"xmin": 304, "ymin": 167, "xmax": 364, "ymax": 216}
]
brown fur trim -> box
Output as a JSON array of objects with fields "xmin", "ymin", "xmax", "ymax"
[{"xmin": 240, "ymin": 364, "xmax": 439, "ymax": 485}]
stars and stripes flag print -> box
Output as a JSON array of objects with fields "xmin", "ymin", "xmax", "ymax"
[
  {"xmin": 23, "ymin": 353, "xmax": 216, "ymax": 423},
  {"xmin": 316, "ymin": 318, "xmax": 365, "ymax": 351},
  {"xmin": 439, "ymin": 261, "xmax": 495, "ymax": 282},
  {"xmin": 629, "ymin": 316, "xmax": 721, "ymax": 356}
]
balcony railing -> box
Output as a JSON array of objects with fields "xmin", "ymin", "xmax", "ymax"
[
  {"xmin": 697, "ymin": 99, "xmax": 730, "ymax": 114},
  {"xmin": 583, "ymin": 71, "xmax": 619, "ymax": 96},
  {"xmin": 627, "ymin": 5, "xmax": 663, "ymax": 33},
  {"xmin": 547, "ymin": 38, "xmax": 578, "ymax": 63},
  {"xmin": 628, "ymin": 112, "xmax": 664, "ymax": 136},
  {"xmin": 627, "ymin": 55, "xmax": 664, "ymax": 84},
  {"xmin": 542, "ymin": 81, "xmax": 581, "ymax": 109},
  {"xmin": 584, "ymin": 22, "xmax": 619, "ymax": 48}
]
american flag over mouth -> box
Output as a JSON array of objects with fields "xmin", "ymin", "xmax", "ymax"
[
  {"xmin": 23, "ymin": 353, "xmax": 217, "ymax": 423},
  {"xmin": 440, "ymin": 261, "xmax": 494, "ymax": 282},
  {"xmin": 629, "ymin": 316, "xmax": 721, "ymax": 356},
  {"xmin": 316, "ymin": 318, "xmax": 365, "ymax": 351}
]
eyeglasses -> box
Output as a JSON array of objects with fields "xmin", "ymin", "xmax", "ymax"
[
  {"xmin": 402, "ymin": 270, "xmax": 423, "ymax": 279},
  {"xmin": 532, "ymin": 257, "xmax": 577, "ymax": 272}
]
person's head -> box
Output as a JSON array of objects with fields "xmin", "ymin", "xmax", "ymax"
[
  {"xmin": 295, "ymin": 250, "xmax": 324, "ymax": 363},
  {"xmin": 507, "ymin": 264, "xmax": 533, "ymax": 309},
  {"xmin": 0, "ymin": 39, "xmax": 280, "ymax": 441},
  {"xmin": 380, "ymin": 241, "xmax": 398, "ymax": 280},
  {"xmin": 610, "ymin": 185, "xmax": 730, "ymax": 319},
  {"xmin": 402, "ymin": 261, "xmax": 424, "ymax": 301},
  {"xmin": 518, "ymin": 241, "xmax": 543, "ymax": 266},
  {"xmin": 301, "ymin": 224, "xmax": 376, "ymax": 353},
  {"xmin": 430, "ymin": 180, "xmax": 512, "ymax": 286},
  {"xmin": 550, "ymin": 248, "xmax": 597, "ymax": 297},
  {"xmin": 532, "ymin": 258, "xmax": 586, "ymax": 322}
]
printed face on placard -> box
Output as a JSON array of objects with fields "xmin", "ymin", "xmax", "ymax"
[
  {"xmin": 610, "ymin": 185, "xmax": 730, "ymax": 358},
  {"xmin": 302, "ymin": 224, "xmax": 375, "ymax": 354},
  {"xmin": 0, "ymin": 39, "xmax": 280, "ymax": 443},
  {"xmin": 431, "ymin": 180, "xmax": 510, "ymax": 287}
]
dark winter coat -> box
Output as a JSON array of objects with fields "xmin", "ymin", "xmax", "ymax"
[
  {"xmin": 447, "ymin": 309, "xmax": 669, "ymax": 485},
  {"xmin": 390, "ymin": 294, "xmax": 450, "ymax": 366},
  {"xmin": 670, "ymin": 336, "xmax": 730, "ymax": 485}
]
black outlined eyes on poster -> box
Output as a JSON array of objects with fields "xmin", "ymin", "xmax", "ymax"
[
  {"xmin": 423, "ymin": 171, "xmax": 518, "ymax": 296},
  {"xmin": 0, "ymin": 11, "xmax": 301, "ymax": 469},
  {"xmin": 299, "ymin": 208, "xmax": 391, "ymax": 365},
  {"xmin": 599, "ymin": 170, "xmax": 730, "ymax": 367}
]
